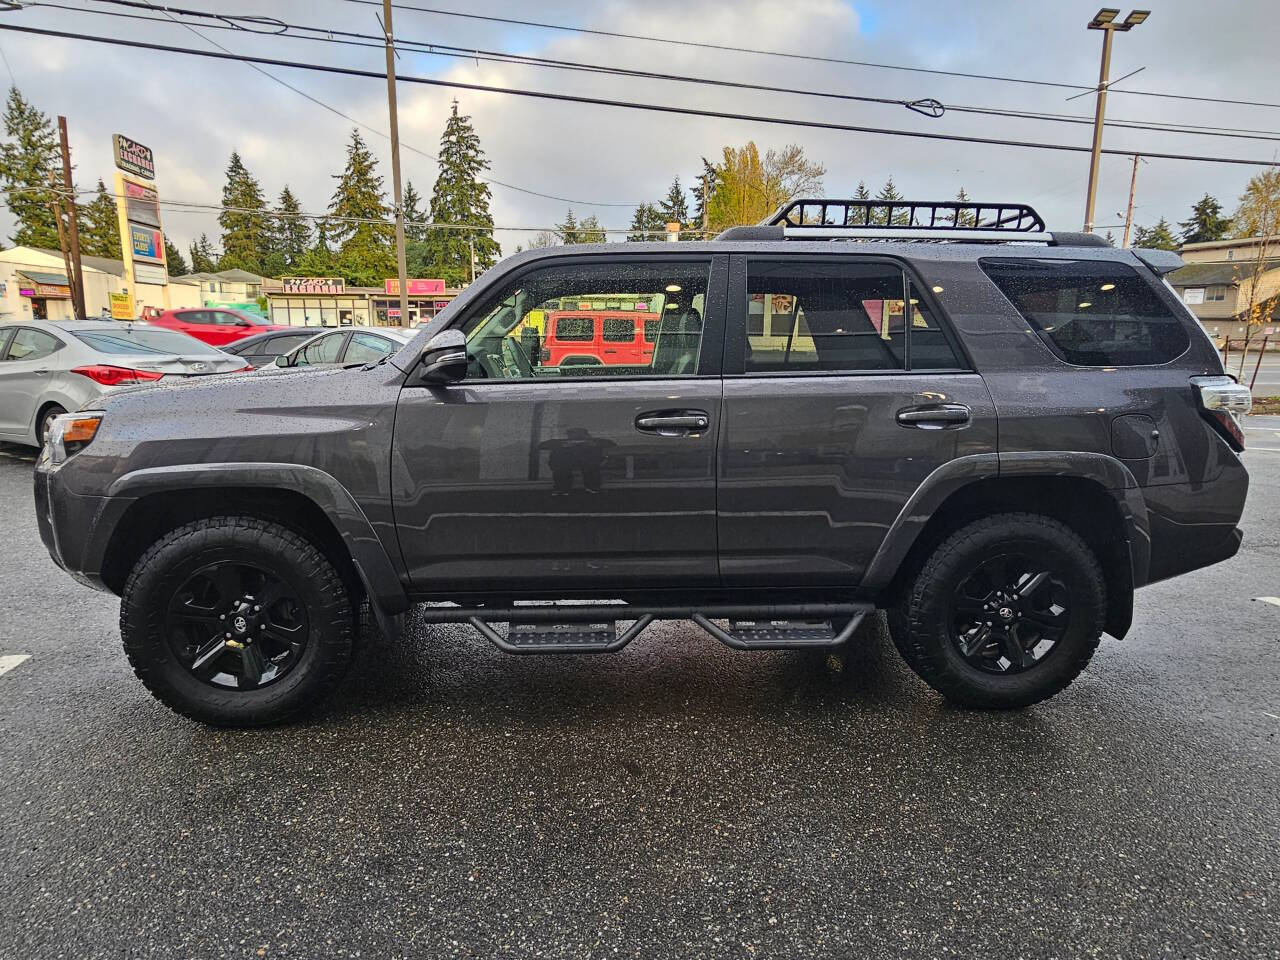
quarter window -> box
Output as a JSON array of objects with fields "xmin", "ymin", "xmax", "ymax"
[
  {"xmin": 4, "ymin": 328, "xmax": 61, "ymax": 362},
  {"xmin": 981, "ymin": 258, "xmax": 1191, "ymax": 366}
]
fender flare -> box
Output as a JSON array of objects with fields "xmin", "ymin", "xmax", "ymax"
[{"xmin": 105, "ymin": 462, "xmax": 409, "ymax": 620}]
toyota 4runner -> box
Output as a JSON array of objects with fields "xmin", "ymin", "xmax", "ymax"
[{"xmin": 34, "ymin": 199, "xmax": 1252, "ymax": 726}]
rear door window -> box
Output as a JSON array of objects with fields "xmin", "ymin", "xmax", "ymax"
[
  {"xmin": 343, "ymin": 332, "xmax": 394, "ymax": 364},
  {"xmin": 295, "ymin": 332, "xmax": 345, "ymax": 365},
  {"xmin": 981, "ymin": 258, "xmax": 1190, "ymax": 366},
  {"xmin": 4, "ymin": 328, "xmax": 62, "ymax": 362}
]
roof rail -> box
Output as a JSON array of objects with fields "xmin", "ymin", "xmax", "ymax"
[{"xmin": 759, "ymin": 198, "xmax": 1053, "ymax": 243}]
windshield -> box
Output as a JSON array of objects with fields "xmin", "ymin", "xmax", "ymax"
[{"xmin": 70, "ymin": 327, "xmax": 224, "ymax": 357}]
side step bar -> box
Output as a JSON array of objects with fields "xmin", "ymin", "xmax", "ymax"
[{"xmin": 417, "ymin": 602, "xmax": 874, "ymax": 655}]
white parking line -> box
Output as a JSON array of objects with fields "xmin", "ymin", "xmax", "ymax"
[{"xmin": 0, "ymin": 654, "xmax": 31, "ymax": 677}]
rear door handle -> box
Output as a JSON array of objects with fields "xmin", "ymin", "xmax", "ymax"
[
  {"xmin": 635, "ymin": 409, "xmax": 710, "ymax": 435},
  {"xmin": 896, "ymin": 403, "xmax": 971, "ymax": 429}
]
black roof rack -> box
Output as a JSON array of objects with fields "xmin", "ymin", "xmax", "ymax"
[{"xmin": 750, "ymin": 198, "xmax": 1054, "ymax": 243}]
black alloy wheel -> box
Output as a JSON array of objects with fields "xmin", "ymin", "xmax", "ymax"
[
  {"xmin": 165, "ymin": 561, "xmax": 309, "ymax": 690},
  {"xmin": 951, "ymin": 554, "xmax": 1070, "ymax": 674}
]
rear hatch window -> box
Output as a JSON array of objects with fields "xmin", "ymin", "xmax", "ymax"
[{"xmin": 980, "ymin": 258, "xmax": 1190, "ymax": 366}]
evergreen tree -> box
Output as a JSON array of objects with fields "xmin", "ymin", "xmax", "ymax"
[
  {"xmin": 853, "ymin": 181, "xmax": 871, "ymax": 200},
  {"xmin": 1131, "ymin": 218, "xmax": 1178, "ymax": 251},
  {"xmin": 297, "ymin": 219, "xmax": 336, "ymax": 276},
  {"xmin": 953, "ymin": 187, "xmax": 976, "ymax": 227},
  {"xmin": 188, "ymin": 233, "xmax": 218, "ymax": 273},
  {"xmin": 79, "ymin": 179, "xmax": 122, "ymax": 259},
  {"xmin": 427, "ymin": 103, "xmax": 500, "ymax": 285},
  {"xmin": 217, "ymin": 152, "xmax": 269, "ymax": 273},
  {"xmin": 1103, "ymin": 230, "xmax": 1117, "ymax": 247},
  {"xmin": 0, "ymin": 87, "xmax": 61, "ymax": 248},
  {"xmin": 402, "ymin": 179, "xmax": 427, "ymax": 243},
  {"xmin": 556, "ymin": 208, "xmax": 580, "ymax": 244},
  {"xmin": 876, "ymin": 176, "xmax": 907, "ymax": 225},
  {"xmin": 164, "ymin": 237, "xmax": 188, "ymax": 276},
  {"xmin": 627, "ymin": 202, "xmax": 666, "ymax": 242},
  {"xmin": 1179, "ymin": 193, "xmax": 1231, "ymax": 245},
  {"xmin": 272, "ymin": 185, "xmax": 311, "ymax": 272},
  {"xmin": 578, "ymin": 214, "xmax": 606, "ymax": 244},
  {"xmin": 658, "ymin": 176, "xmax": 689, "ymax": 233},
  {"xmin": 692, "ymin": 158, "xmax": 718, "ymax": 234},
  {"xmin": 328, "ymin": 129, "xmax": 395, "ymax": 286}
]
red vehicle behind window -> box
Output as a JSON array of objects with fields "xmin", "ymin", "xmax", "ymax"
[
  {"xmin": 145, "ymin": 308, "xmax": 289, "ymax": 347},
  {"xmin": 543, "ymin": 310, "xmax": 659, "ymax": 367}
]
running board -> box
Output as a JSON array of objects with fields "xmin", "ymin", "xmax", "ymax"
[{"xmin": 416, "ymin": 602, "xmax": 874, "ymax": 655}]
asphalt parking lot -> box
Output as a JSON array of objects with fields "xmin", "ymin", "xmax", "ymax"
[{"xmin": 2, "ymin": 424, "xmax": 1278, "ymax": 960}]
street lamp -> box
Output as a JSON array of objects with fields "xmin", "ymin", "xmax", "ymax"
[{"xmin": 1082, "ymin": 8, "xmax": 1151, "ymax": 233}]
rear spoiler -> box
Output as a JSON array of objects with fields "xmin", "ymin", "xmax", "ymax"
[{"xmin": 1132, "ymin": 248, "xmax": 1184, "ymax": 276}]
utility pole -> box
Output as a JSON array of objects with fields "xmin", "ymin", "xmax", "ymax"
[
  {"xmin": 47, "ymin": 170, "xmax": 76, "ymax": 314},
  {"xmin": 468, "ymin": 233, "xmax": 475, "ymax": 284},
  {"xmin": 57, "ymin": 115, "xmax": 86, "ymax": 319},
  {"xmin": 1082, "ymin": 9, "xmax": 1150, "ymax": 234},
  {"xmin": 1121, "ymin": 153, "xmax": 1141, "ymax": 247},
  {"xmin": 701, "ymin": 175, "xmax": 709, "ymax": 239},
  {"xmin": 381, "ymin": 0, "xmax": 409, "ymax": 326}
]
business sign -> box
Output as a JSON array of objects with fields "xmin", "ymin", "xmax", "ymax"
[
  {"xmin": 124, "ymin": 180, "xmax": 161, "ymax": 229},
  {"xmin": 385, "ymin": 278, "xmax": 445, "ymax": 296},
  {"xmin": 109, "ymin": 292, "xmax": 135, "ymax": 320},
  {"xmin": 130, "ymin": 222, "xmax": 164, "ymax": 263},
  {"xmin": 282, "ymin": 277, "xmax": 344, "ymax": 294},
  {"xmin": 134, "ymin": 263, "xmax": 168, "ymax": 285},
  {"xmin": 433, "ymin": 300, "xmax": 450, "ymax": 311},
  {"xmin": 113, "ymin": 134, "xmax": 155, "ymax": 180},
  {"xmin": 1183, "ymin": 288, "xmax": 1205, "ymax": 305}
]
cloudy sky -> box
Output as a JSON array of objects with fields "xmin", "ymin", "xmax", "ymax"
[{"xmin": 1, "ymin": 0, "xmax": 1276, "ymax": 259}]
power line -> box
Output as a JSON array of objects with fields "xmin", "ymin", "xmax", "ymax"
[
  {"xmin": 345, "ymin": 0, "xmax": 1280, "ymax": 111},
  {"xmin": 54, "ymin": 0, "xmax": 1280, "ymax": 144},
  {"xmin": 5, "ymin": 22, "xmax": 1277, "ymax": 170}
]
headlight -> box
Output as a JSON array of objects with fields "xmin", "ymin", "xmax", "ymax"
[{"xmin": 45, "ymin": 411, "xmax": 104, "ymax": 464}]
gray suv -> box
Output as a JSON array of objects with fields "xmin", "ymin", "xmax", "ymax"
[{"xmin": 33, "ymin": 200, "xmax": 1252, "ymax": 726}]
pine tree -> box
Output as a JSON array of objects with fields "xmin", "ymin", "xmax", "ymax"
[
  {"xmin": 1131, "ymin": 218, "xmax": 1178, "ymax": 251},
  {"xmin": 556, "ymin": 208, "xmax": 580, "ymax": 244},
  {"xmin": 426, "ymin": 103, "xmax": 500, "ymax": 285},
  {"xmin": 579, "ymin": 214, "xmax": 606, "ymax": 244},
  {"xmin": 164, "ymin": 237, "xmax": 188, "ymax": 276},
  {"xmin": 658, "ymin": 176, "xmax": 689, "ymax": 233},
  {"xmin": 1179, "ymin": 194, "xmax": 1231, "ymax": 245},
  {"xmin": 402, "ymin": 179, "xmax": 427, "ymax": 243},
  {"xmin": 273, "ymin": 185, "xmax": 311, "ymax": 272},
  {"xmin": 627, "ymin": 202, "xmax": 666, "ymax": 242},
  {"xmin": 0, "ymin": 87, "xmax": 61, "ymax": 248},
  {"xmin": 853, "ymin": 181, "xmax": 871, "ymax": 200},
  {"xmin": 692, "ymin": 158, "xmax": 718, "ymax": 235},
  {"xmin": 953, "ymin": 187, "xmax": 976, "ymax": 227},
  {"xmin": 876, "ymin": 176, "xmax": 907, "ymax": 225},
  {"xmin": 79, "ymin": 179, "xmax": 122, "ymax": 259},
  {"xmin": 189, "ymin": 233, "xmax": 218, "ymax": 273},
  {"xmin": 217, "ymin": 152, "xmax": 269, "ymax": 274},
  {"xmin": 297, "ymin": 219, "xmax": 335, "ymax": 276},
  {"xmin": 328, "ymin": 129, "xmax": 395, "ymax": 286},
  {"xmin": 1103, "ymin": 230, "xmax": 1117, "ymax": 247}
]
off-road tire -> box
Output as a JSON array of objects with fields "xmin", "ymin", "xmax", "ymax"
[
  {"xmin": 888, "ymin": 512, "xmax": 1105, "ymax": 709},
  {"xmin": 120, "ymin": 516, "xmax": 355, "ymax": 726}
]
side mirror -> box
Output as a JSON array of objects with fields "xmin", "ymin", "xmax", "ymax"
[
  {"xmin": 418, "ymin": 329, "xmax": 468, "ymax": 384},
  {"xmin": 274, "ymin": 353, "xmax": 291, "ymax": 368}
]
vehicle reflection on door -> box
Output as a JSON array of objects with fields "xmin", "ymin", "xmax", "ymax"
[{"xmin": 539, "ymin": 427, "xmax": 617, "ymax": 494}]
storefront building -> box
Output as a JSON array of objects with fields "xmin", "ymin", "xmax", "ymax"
[{"xmin": 264, "ymin": 277, "xmax": 459, "ymax": 328}]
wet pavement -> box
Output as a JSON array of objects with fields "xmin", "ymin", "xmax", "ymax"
[{"xmin": 1, "ymin": 432, "xmax": 1277, "ymax": 959}]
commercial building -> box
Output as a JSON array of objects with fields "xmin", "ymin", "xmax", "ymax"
[
  {"xmin": 1168, "ymin": 236, "xmax": 1280, "ymax": 348},
  {"xmin": 263, "ymin": 277, "xmax": 460, "ymax": 328},
  {"xmin": 0, "ymin": 246, "xmax": 199, "ymax": 321}
]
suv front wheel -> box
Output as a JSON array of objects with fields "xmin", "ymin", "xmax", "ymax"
[
  {"xmin": 889, "ymin": 513, "xmax": 1105, "ymax": 709},
  {"xmin": 120, "ymin": 516, "xmax": 356, "ymax": 726}
]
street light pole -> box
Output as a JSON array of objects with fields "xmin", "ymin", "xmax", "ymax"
[
  {"xmin": 1082, "ymin": 9, "xmax": 1149, "ymax": 234},
  {"xmin": 381, "ymin": 0, "xmax": 409, "ymax": 326}
]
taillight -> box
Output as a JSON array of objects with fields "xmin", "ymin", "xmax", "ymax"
[
  {"xmin": 1191, "ymin": 375, "xmax": 1252, "ymax": 452},
  {"xmin": 71, "ymin": 365, "xmax": 166, "ymax": 386}
]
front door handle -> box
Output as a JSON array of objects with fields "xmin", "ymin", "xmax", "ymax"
[
  {"xmin": 896, "ymin": 403, "xmax": 971, "ymax": 429},
  {"xmin": 635, "ymin": 409, "xmax": 710, "ymax": 435}
]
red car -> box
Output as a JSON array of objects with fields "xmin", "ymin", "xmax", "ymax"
[
  {"xmin": 543, "ymin": 309, "xmax": 659, "ymax": 367},
  {"xmin": 145, "ymin": 308, "xmax": 290, "ymax": 347}
]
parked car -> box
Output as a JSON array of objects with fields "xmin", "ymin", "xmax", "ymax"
[
  {"xmin": 261, "ymin": 327, "xmax": 415, "ymax": 373},
  {"xmin": 145, "ymin": 307, "xmax": 290, "ymax": 347},
  {"xmin": 34, "ymin": 198, "xmax": 1252, "ymax": 727},
  {"xmin": 542, "ymin": 308, "xmax": 659, "ymax": 367},
  {"xmin": 0, "ymin": 319, "xmax": 250, "ymax": 448},
  {"xmin": 221, "ymin": 327, "xmax": 325, "ymax": 369}
]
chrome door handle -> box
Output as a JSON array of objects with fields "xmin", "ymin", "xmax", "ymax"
[
  {"xmin": 896, "ymin": 403, "xmax": 971, "ymax": 429},
  {"xmin": 635, "ymin": 410, "xmax": 710, "ymax": 434}
]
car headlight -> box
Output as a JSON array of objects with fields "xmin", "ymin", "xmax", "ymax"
[{"xmin": 45, "ymin": 411, "xmax": 104, "ymax": 464}]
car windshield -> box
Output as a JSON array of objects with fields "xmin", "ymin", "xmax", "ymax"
[{"xmin": 70, "ymin": 327, "xmax": 224, "ymax": 356}]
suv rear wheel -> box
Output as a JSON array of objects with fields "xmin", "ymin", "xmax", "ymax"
[
  {"xmin": 120, "ymin": 516, "xmax": 356, "ymax": 726},
  {"xmin": 889, "ymin": 513, "xmax": 1105, "ymax": 708}
]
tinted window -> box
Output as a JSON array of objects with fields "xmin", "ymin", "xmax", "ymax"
[
  {"xmin": 212, "ymin": 311, "xmax": 248, "ymax": 326},
  {"xmin": 258, "ymin": 333, "xmax": 312, "ymax": 356},
  {"xmin": 180, "ymin": 311, "xmax": 213, "ymax": 324},
  {"xmin": 343, "ymin": 332, "xmax": 393, "ymax": 363},
  {"xmin": 71, "ymin": 328, "xmax": 221, "ymax": 356},
  {"xmin": 554, "ymin": 317, "xmax": 593, "ymax": 342},
  {"xmin": 981, "ymin": 258, "xmax": 1191, "ymax": 366},
  {"xmin": 5, "ymin": 328, "xmax": 61, "ymax": 362},
  {"xmin": 295, "ymin": 332, "xmax": 344, "ymax": 365},
  {"xmin": 602, "ymin": 317, "xmax": 635, "ymax": 342},
  {"xmin": 743, "ymin": 261, "xmax": 907, "ymax": 372}
]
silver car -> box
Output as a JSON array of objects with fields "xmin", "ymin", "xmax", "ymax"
[
  {"xmin": 0, "ymin": 318, "xmax": 249, "ymax": 448},
  {"xmin": 260, "ymin": 326, "xmax": 415, "ymax": 374}
]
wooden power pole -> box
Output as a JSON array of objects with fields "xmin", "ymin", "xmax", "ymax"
[
  {"xmin": 57, "ymin": 115, "xmax": 87, "ymax": 320},
  {"xmin": 1121, "ymin": 153, "xmax": 1140, "ymax": 248},
  {"xmin": 381, "ymin": 0, "xmax": 410, "ymax": 326}
]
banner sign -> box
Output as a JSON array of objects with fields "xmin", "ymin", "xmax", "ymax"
[
  {"xmin": 33, "ymin": 282, "xmax": 71, "ymax": 298},
  {"xmin": 130, "ymin": 222, "xmax": 164, "ymax": 263},
  {"xmin": 282, "ymin": 277, "xmax": 344, "ymax": 294},
  {"xmin": 109, "ymin": 292, "xmax": 135, "ymax": 320},
  {"xmin": 385, "ymin": 278, "xmax": 445, "ymax": 296},
  {"xmin": 113, "ymin": 134, "xmax": 155, "ymax": 180},
  {"xmin": 124, "ymin": 180, "xmax": 161, "ymax": 229}
]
